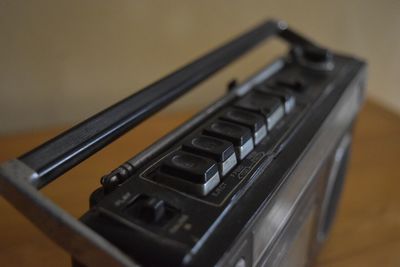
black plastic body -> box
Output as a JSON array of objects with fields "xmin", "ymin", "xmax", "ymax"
[{"xmin": 76, "ymin": 52, "xmax": 366, "ymax": 267}]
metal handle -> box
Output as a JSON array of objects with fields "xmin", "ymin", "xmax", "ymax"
[{"xmin": 18, "ymin": 20, "xmax": 318, "ymax": 189}]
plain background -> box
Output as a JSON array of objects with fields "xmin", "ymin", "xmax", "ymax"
[{"xmin": 1, "ymin": 0, "xmax": 399, "ymax": 134}]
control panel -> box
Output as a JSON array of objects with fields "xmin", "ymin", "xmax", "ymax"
[{"xmin": 80, "ymin": 53, "xmax": 362, "ymax": 267}]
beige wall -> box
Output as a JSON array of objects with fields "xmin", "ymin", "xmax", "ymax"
[{"xmin": 1, "ymin": 0, "xmax": 399, "ymax": 134}]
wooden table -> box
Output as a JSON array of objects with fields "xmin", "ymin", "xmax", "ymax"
[{"xmin": 0, "ymin": 100, "xmax": 399, "ymax": 267}]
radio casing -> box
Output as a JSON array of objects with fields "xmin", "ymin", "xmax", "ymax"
[{"xmin": 77, "ymin": 54, "xmax": 366, "ymax": 267}]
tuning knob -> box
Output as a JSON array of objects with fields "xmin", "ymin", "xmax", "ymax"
[{"xmin": 292, "ymin": 45, "xmax": 334, "ymax": 71}]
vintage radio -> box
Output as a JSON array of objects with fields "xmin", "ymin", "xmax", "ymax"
[{"xmin": 0, "ymin": 20, "xmax": 366, "ymax": 267}]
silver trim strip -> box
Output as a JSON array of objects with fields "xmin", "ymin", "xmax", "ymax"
[
  {"xmin": 238, "ymin": 139, "xmax": 255, "ymax": 160},
  {"xmin": 284, "ymin": 97, "xmax": 296, "ymax": 114},
  {"xmin": 267, "ymin": 105, "xmax": 285, "ymax": 130},
  {"xmin": 254, "ymin": 126, "xmax": 267, "ymax": 145},
  {"xmin": 221, "ymin": 153, "xmax": 238, "ymax": 176}
]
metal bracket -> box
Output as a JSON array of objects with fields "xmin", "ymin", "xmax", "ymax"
[{"xmin": 0, "ymin": 160, "xmax": 138, "ymax": 267}]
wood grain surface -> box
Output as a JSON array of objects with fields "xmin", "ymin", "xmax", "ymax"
[{"xmin": 0, "ymin": 100, "xmax": 399, "ymax": 267}]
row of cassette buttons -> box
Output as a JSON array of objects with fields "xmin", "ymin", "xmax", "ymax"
[{"xmin": 155, "ymin": 85, "xmax": 296, "ymax": 196}]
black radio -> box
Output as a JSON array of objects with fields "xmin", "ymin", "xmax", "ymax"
[{"xmin": 0, "ymin": 20, "xmax": 366, "ymax": 267}]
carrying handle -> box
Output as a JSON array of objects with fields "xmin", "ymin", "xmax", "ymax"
[
  {"xmin": 0, "ymin": 20, "xmax": 323, "ymax": 267},
  {"xmin": 19, "ymin": 20, "xmax": 319, "ymax": 189}
]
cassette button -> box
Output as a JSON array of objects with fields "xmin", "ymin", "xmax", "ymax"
[
  {"xmin": 256, "ymin": 85, "xmax": 296, "ymax": 114},
  {"xmin": 127, "ymin": 195, "xmax": 166, "ymax": 224},
  {"xmin": 182, "ymin": 135, "xmax": 237, "ymax": 176},
  {"xmin": 158, "ymin": 151, "xmax": 220, "ymax": 196},
  {"xmin": 235, "ymin": 91, "xmax": 284, "ymax": 130},
  {"xmin": 220, "ymin": 108, "xmax": 267, "ymax": 145},
  {"xmin": 204, "ymin": 121, "xmax": 254, "ymax": 160},
  {"xmin": 126, "ymin": 195, "xmax": 177, "ymax": 225}
]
